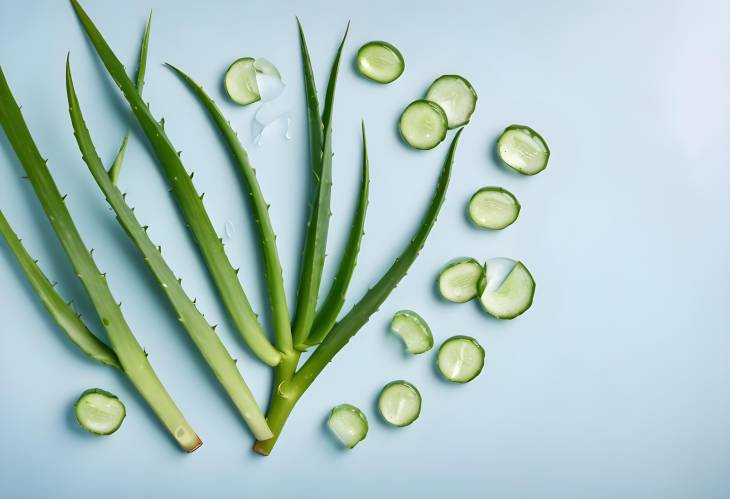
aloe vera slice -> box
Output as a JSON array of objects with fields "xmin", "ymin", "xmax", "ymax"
[
  {"xmin": 75, "ymin": 389, "xmax": 126, "ymax": 435},
  {"xmin": 399, "ymin": 100, "xmax": 448, "ymax": 150},
  {"xmin": 224, "ymin": 58, "xmax": 261, "ymax": 105},
  {"xmin": 378, "ymin": 381, "xmax": 421, "ymax": 427},
  {"xmin": 437, "ymin": 336, "xmax": 485, "ymax": 383},
  {"xmin": 468, "ymin": 187, "xmax": 521, "ymax": 230},
  {"xmin": 356, "ymin": 41, "xmax": 404, "ymax": 84},
  {"xmin": 425, "ymin": 75, "xmax": 477, "ymax": 128},
  {"xmin": 327, "ymin": 404, "xmax": 368, "ymax": 449},
  {"xmin": 438, "ymin": 257, "xmax": 483, "ymax": 303},
  {"xmin": 479, "ymin": 258, "xmax": 536, "ymax": 319},
  {"xmin": 497, "ymin": 125, "xmax": 550, "ymax": 175},
  {"xmin": 390, "ymin": 310, "xmax": 433, "ymax": 354}
]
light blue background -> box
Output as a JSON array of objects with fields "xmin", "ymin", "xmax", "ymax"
[{"xmin": 1, "ymin": 0, "xmax": 729, "ymax": 497}]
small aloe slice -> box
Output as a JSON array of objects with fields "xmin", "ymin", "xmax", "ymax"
[
  {"xmin": 425, "ymin": 75, "xmax": 478, "ymax": 128},
  {"xmin": 65, "ymin": 60, "xmax": 272, "ymax": 441},
  {"xmin": 378, "ymin": 381, "xmax": 421, "ymax": 427},
  {"xmin": 70, "ymin": 0, "xmax": 281, "ymax": 365},
  {"xmin": 305, "ymin": 122, "xmax": 370, "ymax": 347},
  {"xmin": 356, "ymin": 41, "xmax": 404, "ymax": 84},
  {"xmin": 292, "ymin": 22, "xmax": 349, "ymax": 350},
  {"xmin": 468, "ymin": 187, "xmax": 520, "ymax": 230},
  {"xmin": 0, "ymin": 210, "xmax": 120, "ymax": 369},
  {"xmin": 0, "ymin": 65, "xmax": 200, "ymax": 451},
  {"xmin": 108, "ymin": 12, "xmax": 151, "ymax": 185},
  {"xmin": 390, "ymin": 310, "xmax": 433, "ymax": 354},
  {"xmin": 437, "ymin": 336, "xmax": 485, "ymax": 383},
  {"xmin": 438, "ymin": 257, "xmax": 483, "ymax": 303},
  {"xmin": 327, "ymin": 403, "xmax": 368, "ymax": 449},
  {"xmin": 497, "ymin": 125, "xmax": 550, "ymax": 175},
  {"xmin": 399, "ymin": 100, "xmax": 448, "ymax": 150},
  {"xmin": 224, "ymin": 58, "xmax": 260, "ymax": 105},
  {"xmin": 75, "ymin": 388, "xmax": 126, "ymax": 435},
  {"xmin": 479, "ymin": 258, "xmax": 536, "ymax": 319}
]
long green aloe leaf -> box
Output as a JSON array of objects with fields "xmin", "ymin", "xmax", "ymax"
[
  {"xmin": 0, "ymin": 65, "xmax": 201, "ymax": 452},
  {"xmin": 0, "ymin": 209, "xmax": 121, "ymax": 369},
  {"xmin": 108, "ymin": 11, "xmax": 151, "ymax": 185},
  {"xmin": 295, "ymin": 17, "xmax": 322, "ymax": 186},
  {"xmin": 255, "ymin": 129, "xmax": 463, "ymax": 455},
  {"xmin": 70, "ymin": 0, "xmax": 282, "ymax": 365},
  {"xmin": 165, "ymin": 64, "xmax": 293, "ymax": 363},
  {"xmin": 305, "ymin": 122, "xmax": 370, "ymax": 346},
  {"xmin": 65, "ymin": 59, "xmax": 273, "ymax": 441},
  {"xmin": 292, "ymin": 22, "xmax": 349, "ymax": 349}
]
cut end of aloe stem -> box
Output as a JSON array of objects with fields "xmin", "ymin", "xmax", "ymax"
[
  {"xmin": 356, "ymin": 41, "xmax": 405, "ymax": 84},
  {"xmin": 74, "ymin": 388, "xmax": 126, "ymax": 435},
  {"xmin": 497, "ymin": 125, "xmax": 550, "ymax": 175},
  {"xmin": 327, "ymin": 403, "xmax": 369, "ymax": 449},
  {"xmin": 437, "ymin": 336, "xmax": 485, "ymax": 383},
  {"xmin": 438, "ymin": 257, "xmax": 483, "ymax": 303},
  {"xmin": 390, "ymin": 310, "xmax": 434, "ymax": 354},
  {"xmin": 378, "ymin": 380, "xmax": 422, "ymax": 427},
  {"xmin": 479, "ymin": 258, "xmax": 536, "ymax": 319},
  {"xmin": 425, "ymin": 75, "xmax": 477, "ymax": 128},
  {"xmin": 399, "ymin": 99, "xmax": 448, "ymax": 150},
  {"xmin": 468, "ymin": 187, "xmax": 521, "ymax": 230}
]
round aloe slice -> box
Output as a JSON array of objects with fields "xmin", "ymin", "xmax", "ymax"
[
  {"xmin": 74, "ymin": 388, "xmax": 126, "ymax": 435},
  {"xmin": 437, "ymin": 336, "xmax": 485, "ymax": 383},
  {"xmin": 327, "ymin": 404, "xmax": 368, "ymax": 449},
  {"xmin": 497, "ymin": 125, "xmax": 550, "ymax": 175},
  {"xmin": 479, "ymin": 258, "xmax": 536, "ymax": 319},
  {"xmin": 390, "ymin": 310, "xmax": 433, "ymax": 354},
  {"xmin": 378, "ymin": 380, "xmax": 421, "ymax": 427},
  {"xmin": 438, "ymin": 257, "xmax": 483, "ymax": 303},
  {"xmin": 425, "ymin": 75, "xmax": 478, "ymax": 128},
  {"xmin": 399, "ymin": 100, "xmax": 448, "ymax": 150},
  {"xmin": 468, "ymin": 187, "xmax": 521, "ymax": 230},
  {"xmin": 356, "ymin": 41, "xmax": 405, "ymax": 84},
  {"xmin": 224, "ymin": 58, "xmax": 261, "ymax": 105}
]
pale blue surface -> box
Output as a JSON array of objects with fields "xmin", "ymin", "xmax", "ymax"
[{"xmin": 1, "ymin": 0, "xmax": 729, "ymax": 497}]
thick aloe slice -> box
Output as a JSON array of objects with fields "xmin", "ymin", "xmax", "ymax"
[
  {"xmin": 378, "ymin": 381, "xmax": 421, "ymax": 427},
  {"xmin": 497, "ymin": 125, "xmax": 550, "ymax": 175},
  {"xmin": 438, "ymin": 257, "xmax": 483, "ymax": 303},
  {"xmin": 356, "ymin": 41, "xmax": 404, "ymax": 83},
  {"xmin": 425, "ymin": 75, "xmax": 477, "ymax": 128},
  {"xmin": 75, "ymin": 389, "xmax": 126, "ymax": 435},
  {"xmin": 390, "ymin": 310, "xmax": 433, "ymax": 354},
  {"xmin": 399, "ymin": 100, "xmax": 448, "ymax": 150},
  {"xmin": 327, "ymin": 404, "xmax": 368, "ymax": 449},
  {"xmin": 437, "ymin": 336, "xmax": 485, "ymax": 383},
  {"xmin": 479, "ymin": 258, "xmax": 536, "ymax": 319},
  {"xmin": 468, "ymin": 187, "xmax": 521, "ymax": 230}
]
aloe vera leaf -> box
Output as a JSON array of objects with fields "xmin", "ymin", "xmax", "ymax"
[
  {"xmin": 0, "ymin": 209, "xmax": 121, "ymax": 369},
  {"xmin": 292, "ymin": 22, "xmax": 349, "ymax": 349},
  {"xmin": 65, "ymin": 60, "xmax": 273, "ymax": 441},
  {"xmin": 164, "ymin": 64, "xmax": 291, "ymax": 363},
  {"xmin": 305, "ymin": 122, "xmax": 369, "ymax": 346},
  {"xmin": 255, "ymin": 129, "xmax": 463, "ymax": 455},
  {"xmin": 0, "ymin": 66, "xmax": 201, "ymax": 452},
  {"xmin": 70, "ymin": 0, "xmax": 281, "ymax": 365},
  {"xmin": 108, "ymin": 11, "xmax": 151, "ymax": 185},
  {"xmin": 296, "ymin": 18, "xmax": 323, "ymax": 182}
]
